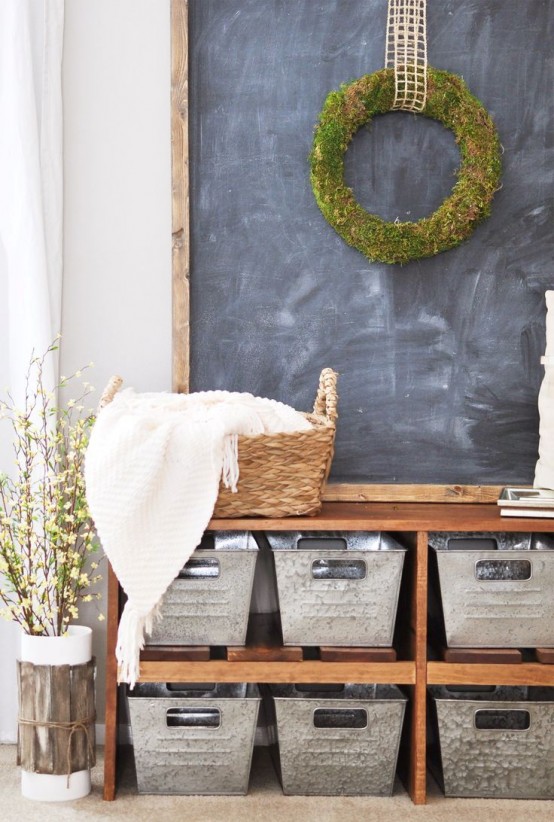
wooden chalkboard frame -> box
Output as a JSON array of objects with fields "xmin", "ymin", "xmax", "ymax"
[{"xmin": 170, "ymin": 0, "xmax": 501, "ymax": 504}]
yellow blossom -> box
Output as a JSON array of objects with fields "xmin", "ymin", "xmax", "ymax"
[{"xmin": 0, "ymin": 343, "xmax": 100, "ymax": 634}]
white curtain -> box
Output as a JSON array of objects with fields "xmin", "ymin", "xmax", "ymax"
[
  {"xmin": 0, "ymin": 0, "xmax": 64, "ymax": 743},
  {"xmin": 0, "ymin": 0, "xmax": 64, "ymax": 398}
]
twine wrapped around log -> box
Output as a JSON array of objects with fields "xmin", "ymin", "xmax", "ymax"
[{"xmin": 17, "ymin": 659, "xmax": 96, "ymax": 779}]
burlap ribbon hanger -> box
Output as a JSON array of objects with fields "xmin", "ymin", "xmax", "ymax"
[{"xmin": 386, "ymin": 0, "xmax": 428, "ymax": 112}]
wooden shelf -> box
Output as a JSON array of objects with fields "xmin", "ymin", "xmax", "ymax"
[
  {"xmin": 138, "ymin": 660, "xmax": 416, "ymax": 684},
  {"xmin": 209, "ymin": 501, "xmax": 554, "ymax": 532},
  {"xmin": 428, "ymin": 662, "xmax": 554, "ymax": 686},
  {"xmin": 103, "ymin": 501, "xmax": 554, "ymax": 807}
]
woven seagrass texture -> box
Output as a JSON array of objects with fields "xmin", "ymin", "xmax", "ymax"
[
  {"xmin": 98, "ymin": 369, "xmax": 338, "ymax": 518},
  {"xmin": 214, "ymin": 368, "xmax": 337, "ymax": 517}
]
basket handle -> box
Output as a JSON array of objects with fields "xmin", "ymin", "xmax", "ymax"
[
  {"xmin": 313, "ymin": 368, "xmax": 338, "ymax": 424},
  {"xmin": 97, "ymin": 375, "xmax": 123, "ymax": 412}
]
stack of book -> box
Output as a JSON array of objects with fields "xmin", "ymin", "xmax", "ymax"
[{"xmin": 498, "ymin": 487, "xmax": 554, "ymax": 518}]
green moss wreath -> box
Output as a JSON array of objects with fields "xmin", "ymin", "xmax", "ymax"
[{"xmin": 310, "ymin": 67, "xmax": 502, "ymax": 265}]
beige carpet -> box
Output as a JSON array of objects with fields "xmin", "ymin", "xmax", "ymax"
[{"xmin": 1, "ymin": 745, "xmax": 553, "ymax": 822}]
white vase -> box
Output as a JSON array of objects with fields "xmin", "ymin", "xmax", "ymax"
[{"xmin": 19, "ymin": 625, "xmax": 93, "ymax": 802}]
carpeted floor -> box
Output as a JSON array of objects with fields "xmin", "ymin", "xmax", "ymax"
[{"xmin": 1, "ymin": 745, "xmax": 553, "ymax": 822}]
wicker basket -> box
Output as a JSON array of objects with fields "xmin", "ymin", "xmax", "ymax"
[{"xmin": 98, "ymin": 369, "xmax": 338, "ymax": 518}]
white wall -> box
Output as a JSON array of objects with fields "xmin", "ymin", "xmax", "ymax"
[
  {"xmin": 62, "ymin": 0, "xmax": 172, "ymax": 729},
  {"xmin": 0, "ymin": 240, "xmax": 18, "ymax": 741},
  {"xmin": 0, "ymin": 0, "xmax": 172, "ymax": 740}
]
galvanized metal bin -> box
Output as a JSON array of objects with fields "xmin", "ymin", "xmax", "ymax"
[
  {"xmin": 146, "ymin": 531, "xmax": 258, "ymax": 646},
  {"xmin": 430, "ymin": 532, "xmax": 554, "ymax": 647},
  {"xmin": 128, "ymin": 682, "xmax": 261, "ymax": 794},
  {"xmin": 263, "ymin": 531, "xmax": 406, "ymax": 646},
  {"xmin": 267, "ymin": 683, "xmax": 407, "ymax": 795},
  {"xmin": 429, "ymin": 685, "xmax": 554, "ymax": 798}
]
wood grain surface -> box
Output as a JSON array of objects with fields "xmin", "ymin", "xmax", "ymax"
[
  {"xmin": 428, "ymin": 662, "xmax": 554, "ymax": 686},
  {"xmin": 209, "ymin": 502, "xmax": 554, "ymax": 532},
  {"xmin": 442, "ymin": 648, "xmax": 523, "ymax": 664},
  {"xmin": 17, "ymin": 660, "xmax": 95, "ymax": 775},
  {"xmin": 172, "ymin": 0, "xmax": 189, "ymax": 394},
  {"xmin": 136, "ymin": 659, "xmax": 416, "ymax": 684},
  {"xmin": 103, "ymin": 564, "xmax": 120, "ymax": 801}
]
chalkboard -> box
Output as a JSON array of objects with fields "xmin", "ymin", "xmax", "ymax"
[{"xmin": 187, "ymin": 0, "xmax": 554, "ymax": 485}]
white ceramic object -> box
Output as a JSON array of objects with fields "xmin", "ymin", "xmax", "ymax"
[
  {"xmin": 535, "ymin": 291, "xmax": 554, "ymax": 490},
  {"xmin": 19, "ymin": 625, "xmax": 93, "ymax": 802}
]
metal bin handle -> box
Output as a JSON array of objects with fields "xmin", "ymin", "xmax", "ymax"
[
  {"xmin": 474, "ymin": 559, "xmax": 531, "ymax": 581},
  {"xmin": 474, "ymin": 708, "xmax": 530, "ymax": 731},
  {"xmin": 313, "ymin": 708, "xmax": 367, "ymax": 729},
  {"xmin": 178, "ymin": 558, "xmax": 220, "ymax": 579},
  {"xmin": 311, "ymin": 559, "xmax": 366, "ymax": 580},
  {"xmin": 166, "ymin": 707, "xmax": 221, "ymax": 728}
]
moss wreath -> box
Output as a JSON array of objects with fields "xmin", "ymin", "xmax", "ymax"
[{"xmin": 310, "ymin": 67, "xmax": 502, "ymax": 265}]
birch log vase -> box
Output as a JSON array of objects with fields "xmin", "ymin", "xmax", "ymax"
[
  {"xmin": 535, "ymin": 291, "xmax": 554, "ymax": 490},
  {"xmin": 17, "ymin": 626, "xmax": 96, "ymax": 801}
]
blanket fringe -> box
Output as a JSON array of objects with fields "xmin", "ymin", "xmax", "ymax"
[
  {"xmin": 116, "ymin": 603, "xmax": 149, "ymax": 688},
  {"xmin": 221, "ymin": 434, "xmax": 240, "ymax": 493}
]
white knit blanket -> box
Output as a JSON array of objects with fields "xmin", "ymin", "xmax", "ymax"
[{"xmin": 85, "ymin": 388, "xmax": 312, "ymax": 686}]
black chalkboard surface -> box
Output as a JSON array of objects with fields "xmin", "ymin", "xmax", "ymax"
[{"xmin": 188, "ymin": 0, "xmax": 554, "ymax": 485}]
